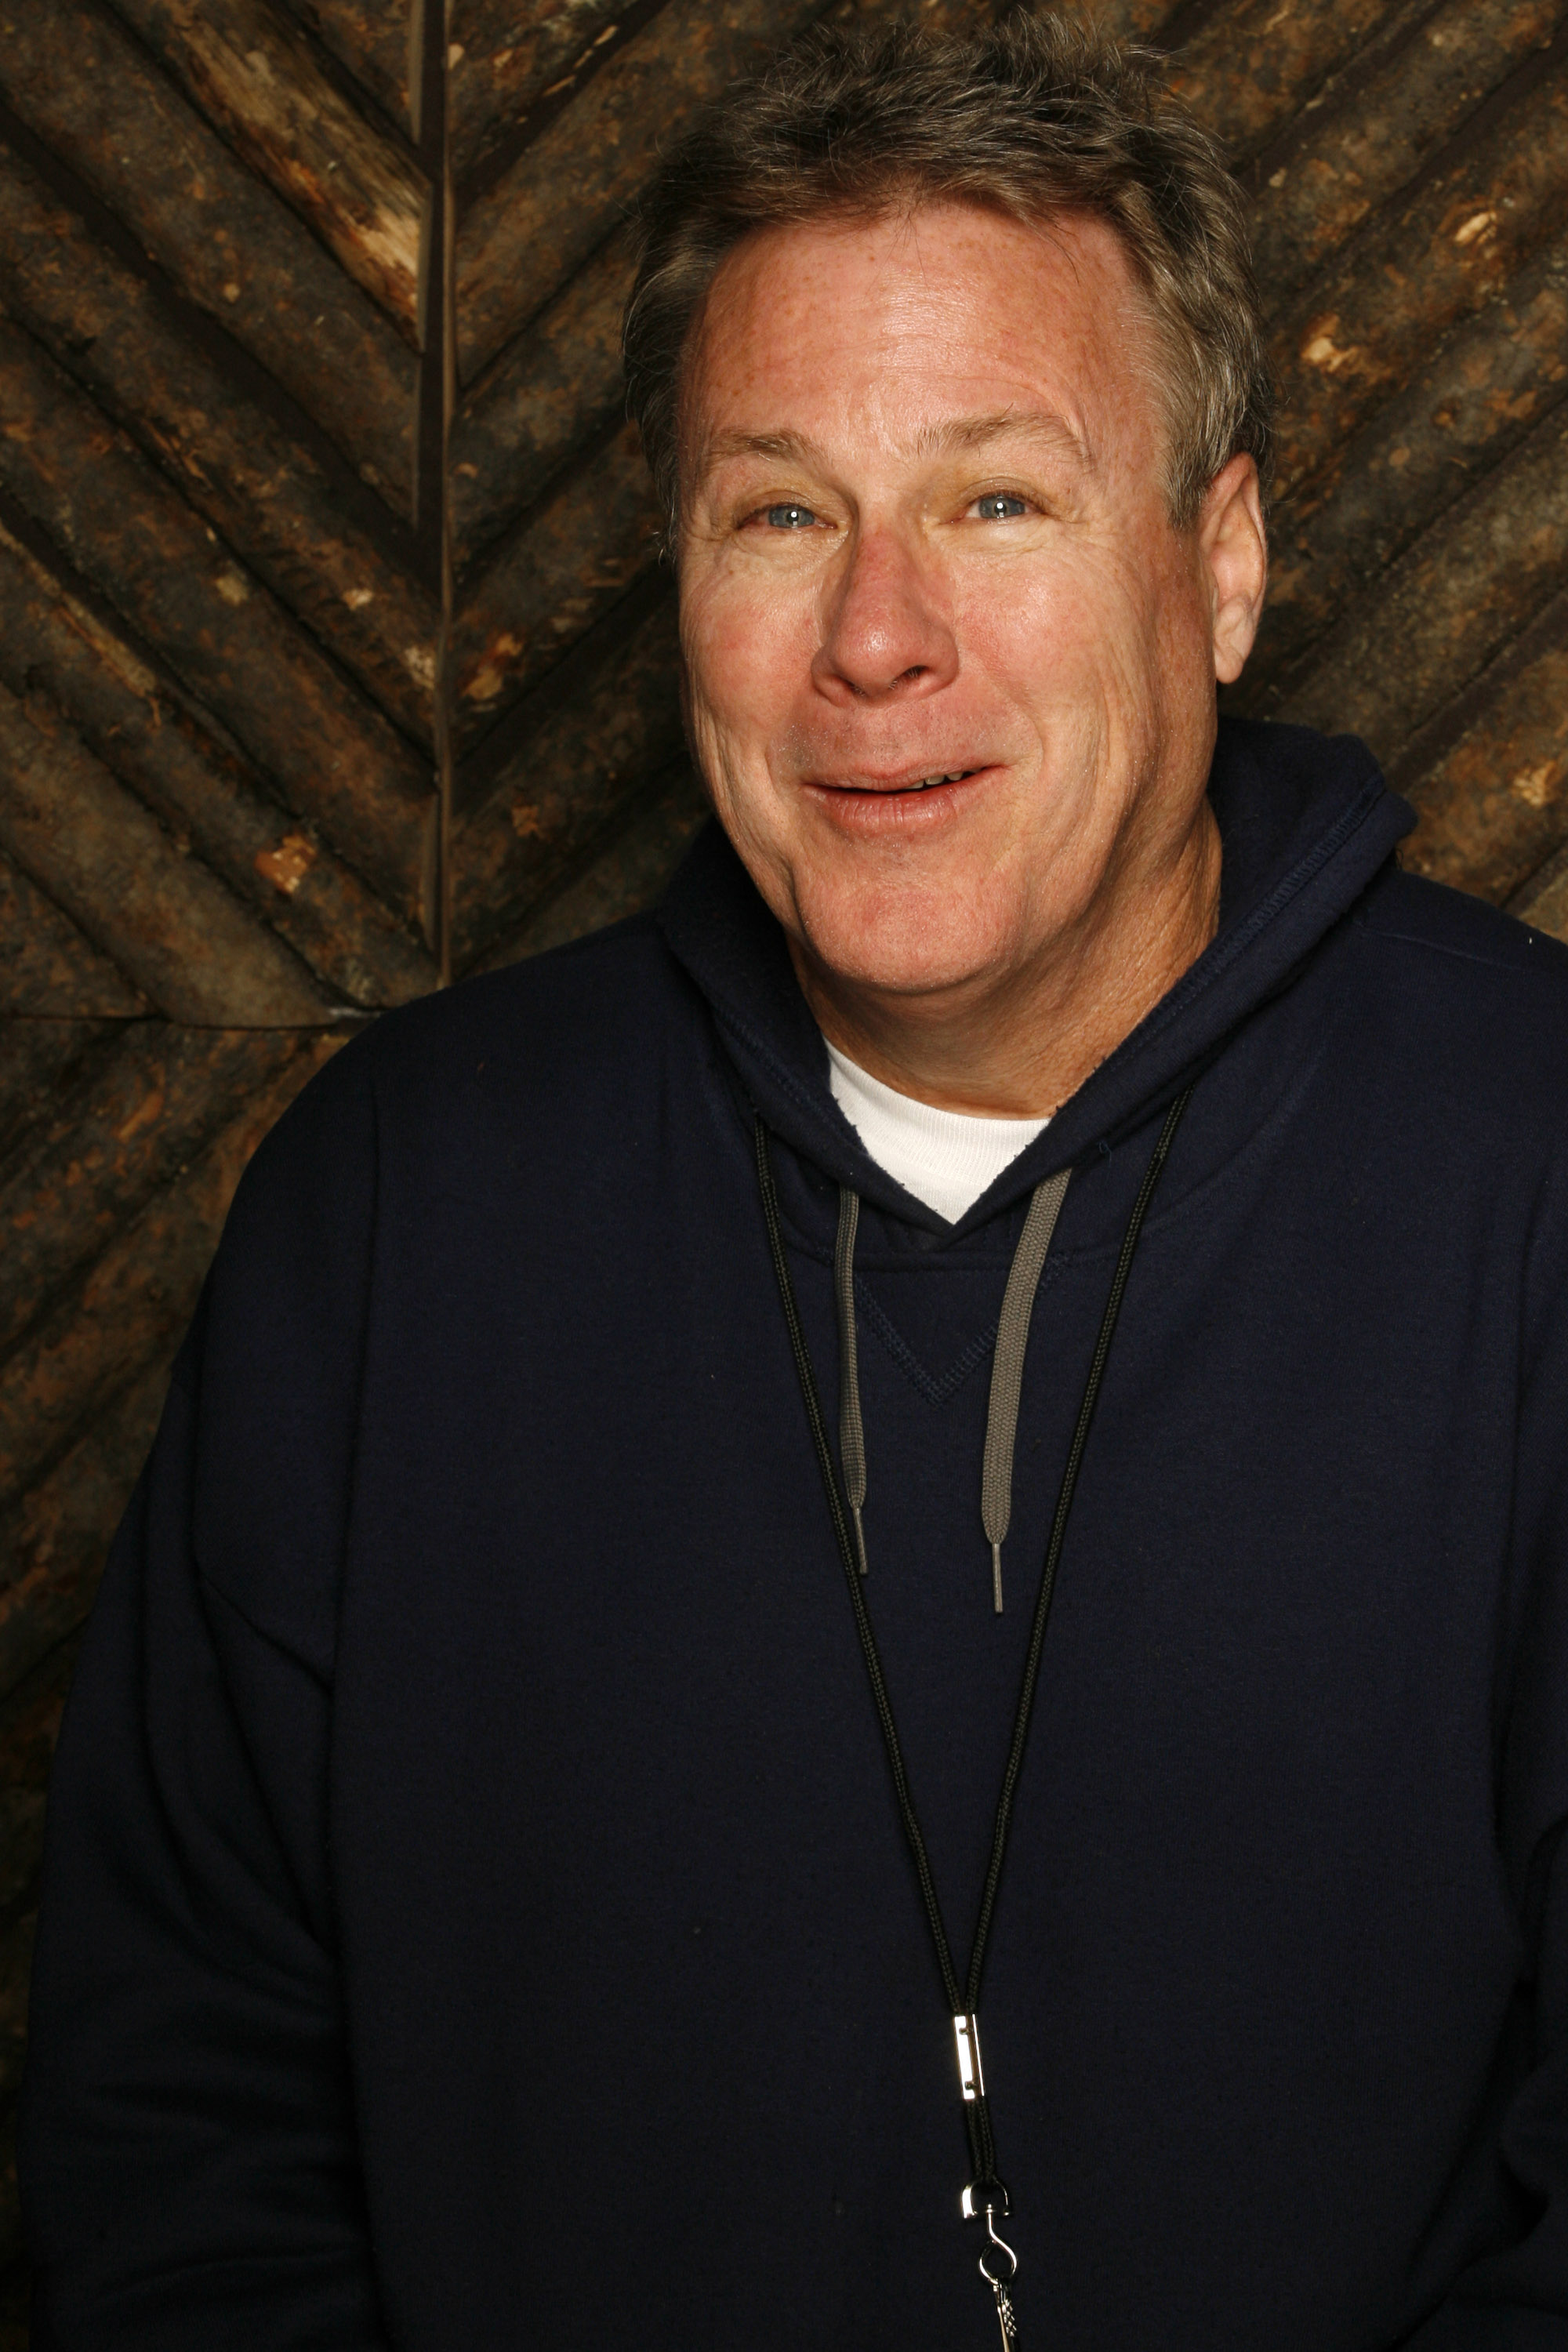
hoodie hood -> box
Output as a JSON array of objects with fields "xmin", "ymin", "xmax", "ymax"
[{"xmin": 656, "ymin": 717, "xmax": 1414, "ymax": 1232}]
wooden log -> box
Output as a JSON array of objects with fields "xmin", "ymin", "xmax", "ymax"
[
  {"xmin": 1102, "ymin": 0, "xmax": 1196, "ymax": 36},
  {"xmin": 0, "ymin": 1634, "xmax": 77, "ymax": 2120},
  {"xmin": 0, "ymin": 1915, "xmax": 36, "ymax": 2114},
  {"xmin": 0, "ymin": 0, "xmax": 419, "ymax": 513},
  {"xmin": 452, "ymin": 419, "xmax": 662, "ymax": 746},
  {"xmin": 0, "ymin": 523, "xmax": 437, "ymax": 1009},
  {"xmin": 0, "ymin": 1025, "xmax": 311, "ymax": 1361},
  {"xmin": 0, "ymin": 1802, "xmax": 43, "ymax": 1918},
  {"xmin": 0, "ymin": 1356, "xmax": 171, "ymax": 1696},
  {"xmin": 451, "ymin": 224, "xmax": 634, "ymax": 572},
  {"xmin": 0, "ymin": 1626, "xmax": 83, "ymax": 1784},
  {"xmin": 0, "ymin": 319, "xmax": 436, "ymax": 929},
  {"xmin": 0, "ymin": 677, "xmax": 342, "ymax": 1026},
  {"xmin": 279, "ymin": 0, "xmax": 416, "ymax": 138},
  {"xmin": 0, "ymin": 852, "xmax": 146, "ymax": 1018},
  {"xmin": 1269, "ymin": 67, "xmax": 1568, "ymax": 503},
  {"xmin": 449, "ymin": 0, "xmax": 629, "ymax": 187},
  {"xmin": 0, "ymin": 136, "xmax": 437, "ymax": 745},
  {"xmin": 1272, "ymin": 398, "xmax": 1568, "ymax": 764},
  {"xmin": 1510, "ymin": 835, "xmax": 1568, "ymax": 939},
  {"xmin": 1235, "ymin": 230, "xmax": 1568, "ymax": 702},
  {"xmin": 0, "ymin": 140, "xmax": 437, "ymax": 746},
  {"xmin": 1395, "ymin": 610, "xmax": 1568, "ymax": 902},
  {"xmin": 1247, "ymin": 0, "xmax": 1565, "ymax": 311},
  {"xmin": 0, "ymin": 1033, "xmax": 337, "ymax": 1515},
  {"xmin": 0, "ymin": 2111, "xmax": 18, "ymax": 2270},
  {"xmin": 446, "ymin": 0, "xmax": 1144, "ymax": 194},
  {"xmin": 454, "ymin": 0, "xmax": 827, "ymax": 383},
  {"xmin": 103, "ymin": 0, "xmax": 428, "ymax": 339},
  {"xmin": 0, "ymin": 1021, "xmax": 114, "ymax": 1165},
  {"xmin": 452, "ymin": 591, "xmax": 684, "ymax": 967},
  {"xmin": 474, "ymin": 763, "xmax": 710, "ymax": 971},
  {"xmin": 1167, "ymin": 0, "xmax": 1413, "ymax": 165}
]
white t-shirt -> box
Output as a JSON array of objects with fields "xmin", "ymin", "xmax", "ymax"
[{"xmin": 826, "ymin": 1042, "xmax": 1051, "ymax": 1224}]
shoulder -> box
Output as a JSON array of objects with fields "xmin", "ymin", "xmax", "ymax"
[
  {"xmin": 1345, "ymin": 863, "xmax": 1568, "ymax": 1137},
  {"xmin": 353, "ymin": 909, "xmax": 699, "ymax": 1097},
  {"xmin": 243, "ymin": 912, "xmax": 708, "ymax": 1198},
  {"xmin": 1356, "ymin": 863, "xmax": 1568, "ymax": 991}
]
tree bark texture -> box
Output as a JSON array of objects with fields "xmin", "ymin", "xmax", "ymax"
[{"xmin": 4, "ymin": 2, "xmax": 1568, "ymax": 2341}]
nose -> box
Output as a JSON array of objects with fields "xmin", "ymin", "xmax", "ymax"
[{"xmin": 811, "ymin": 526, "xmax": 959, "ymax": 703}]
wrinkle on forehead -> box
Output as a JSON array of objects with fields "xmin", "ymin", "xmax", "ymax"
[{"xmin": 695, "ymin": 405, "xmax": 1098, "ymax": 489}]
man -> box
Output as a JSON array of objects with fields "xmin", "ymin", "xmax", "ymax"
[{"xmin": 21, "ymin": 18, "xmax": 1568, "ymax": 2349}]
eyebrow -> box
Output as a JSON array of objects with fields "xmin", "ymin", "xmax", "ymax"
[
  {"xmin": 697, "ymin": 407, "xmax": 1094, "ymax": 478},
  {"xmin": 913, "ymin": 408, "xmax": 1094, "ymax": 466}
]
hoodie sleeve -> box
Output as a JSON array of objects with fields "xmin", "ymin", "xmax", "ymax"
[
  {"xmin": 1399, "ymin": 1832, "xmax": 1568, "ymax": 2350},
  {"xmin": 1403, "ymin": 1180, "xmax": 1568, "ymax": 2347},
  {"xmin": 19, "ymin": 1044, "xmax": 391, "ymax": 2350}
]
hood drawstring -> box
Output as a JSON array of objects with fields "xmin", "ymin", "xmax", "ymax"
[
  {"xmin": 833, "ymin": 1188, "xmax": 871, "ymax": 1578},
  {"xmin": 833, "ymin": 1168, "xmax": 1073, "ymax": 1613}
]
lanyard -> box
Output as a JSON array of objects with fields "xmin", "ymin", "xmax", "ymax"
[{"xmin": 753, "ymin": 1085, "xmax": 1193, "ymax": 2347}]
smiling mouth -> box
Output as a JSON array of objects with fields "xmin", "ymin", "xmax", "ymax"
[
  {"xmin": 823, "ymin": 768, "xmax": 985, "ymax": 794},
  {"xmin": 799, "ymin": 764, "xmax": 996, "ymax": 833}
]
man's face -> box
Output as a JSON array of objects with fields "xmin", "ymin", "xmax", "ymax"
[{"xmin": 677, "ymin": 202, "xmax": 1261, "ymax": 1006}]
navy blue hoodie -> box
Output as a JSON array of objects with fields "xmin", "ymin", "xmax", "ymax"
[{"xmin": 21, "ymin": 720, "xmax": 1568, "ymax": 2350}]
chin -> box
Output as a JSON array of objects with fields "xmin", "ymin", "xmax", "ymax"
[{"xmin": 796, "ymin": 882, "xmax": 1019, "ymax": 1000}]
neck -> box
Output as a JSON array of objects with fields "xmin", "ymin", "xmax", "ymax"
[{"xmin": 790, "ymin": 802, "xmax": 1223, "ymax": 1119}]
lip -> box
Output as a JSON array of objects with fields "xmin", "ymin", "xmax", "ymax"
[{"xmin": 800, "ymin": 763, "xmax": 999, "ymax": 837}]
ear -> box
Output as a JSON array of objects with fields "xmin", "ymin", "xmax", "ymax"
[{"xmin": 1197, "ymin": 454, "xmax": 1268, "ymax": 684}]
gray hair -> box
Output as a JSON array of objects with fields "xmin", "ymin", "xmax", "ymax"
[{"xmin": 623, "ymin": 14, "xmax": 1272, "ymax": 538}]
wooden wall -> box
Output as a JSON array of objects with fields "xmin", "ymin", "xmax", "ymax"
[{"xmin": 2, "ymin": 0, "xmax": 1567, "ymax": 2330}]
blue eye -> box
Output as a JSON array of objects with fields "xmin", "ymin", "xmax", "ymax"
[
  {"xmin": 975, "ymin": 494, "xmax": 1029, "ymax": 521},
  {"xmin": 765, "ymin": 504, "xmax": 817, "ymax": 528}
]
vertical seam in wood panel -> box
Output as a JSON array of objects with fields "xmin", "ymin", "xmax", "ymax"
[
  {"xmin": 441, "ymin": 33, "xmax": 456, "ymax": 992},
  {"xmin": 416, "ymin": 0, "xmax": 455, "ymax": 981}
]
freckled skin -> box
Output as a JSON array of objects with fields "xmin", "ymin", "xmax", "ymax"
[{"xmin": 677, "ymin": 205, "xmax": 1269, "ymax": 1116}]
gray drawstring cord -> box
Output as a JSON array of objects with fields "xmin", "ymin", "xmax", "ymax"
[
  {"xmin": 834, "ymin": 1187, "xmax": 870, "ymax": 1575},
  {"xmin": 833, "ymin": 1169, "xmax": 1073, "ymax": 1612},
  {"xmin": 980, "ymin": 1171, "xmax": 1071, "ymax": 1611}
]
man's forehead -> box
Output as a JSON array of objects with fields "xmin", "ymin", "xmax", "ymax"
[{"xmin": 683, "ymin": 205, "xmax": 1146, "ymax": 488}]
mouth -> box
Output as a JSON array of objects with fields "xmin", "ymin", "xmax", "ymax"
[
  {"xmin": 815, "ymin": 767, "xmax": 985, "ymax": 795},
  {"xmin": 800, "ymin": 763, "xmax": 996, "ymax": 833}
]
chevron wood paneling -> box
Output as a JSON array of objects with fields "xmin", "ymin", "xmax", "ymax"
[
  {"xmin": 6, "ymin": 1, "xmax": 1568, "ymax": 2335},
  {"xmin": 0, "ymin": 0, "xmax": 440, "ymax": 2328}
]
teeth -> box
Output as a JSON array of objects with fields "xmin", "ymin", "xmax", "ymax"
[{"xmin": 913, "ymin": 771, "xmax": 970, "ymax": 789}]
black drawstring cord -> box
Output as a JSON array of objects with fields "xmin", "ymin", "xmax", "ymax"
[
  {"xmin": 756, "ymin": 1114, "xmax": 965, "ymax": 2014},
  {"xmin": 753, "ymin": 1083, "xmax": 1196, "ymax": 2221}
]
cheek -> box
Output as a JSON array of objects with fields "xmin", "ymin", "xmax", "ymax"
[
  {"xmin": 681, "ymin": 566, "xmax": 812, "ymax": 738},
  {"xmin": 954, "ymin": 549, "xmax": 1153, "ymax": 722}
]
